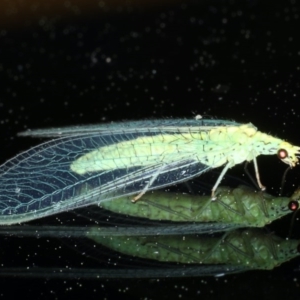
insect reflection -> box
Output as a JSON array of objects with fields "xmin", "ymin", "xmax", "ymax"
[{"xmin": 0, "ymin": 180, "xmax": 299, "ymax": 279}]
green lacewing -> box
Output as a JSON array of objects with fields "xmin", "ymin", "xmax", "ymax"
[{"xmin": 0, "ymin": 119, "xmax": 298, "ymax": 224}]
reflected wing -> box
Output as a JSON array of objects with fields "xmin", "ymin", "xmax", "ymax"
[
  {"xmin": 0, "ymin": 224, "xmax": 247, "ymax": 278},
  {"xmin": 0, "ymin": 265, "xmax": 248, "ymax": 279},
  {"xmin": 0, "ymin": 223, "xmax": 241, "ymax": 238}
]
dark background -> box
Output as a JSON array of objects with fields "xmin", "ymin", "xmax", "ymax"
[{"xmin": 1, "ymin": 0, "xmax": 300, "ymax": 299}]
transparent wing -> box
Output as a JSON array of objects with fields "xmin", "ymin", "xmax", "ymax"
[
  {"xmin": 18, "ymin": 119, "xmax": 243, "ymax": 138},
  {"xmin": 1, "ymin": 127, "xmax": 237, "ymax": 224}
]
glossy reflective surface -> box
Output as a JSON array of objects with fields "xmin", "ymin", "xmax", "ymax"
[{"xmin": 1, "ymin": 0, "xmax": 300, "ymax": 298}]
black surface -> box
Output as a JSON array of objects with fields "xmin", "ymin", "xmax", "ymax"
[{"xmin": 1, "ymin": 0, "xmax": 300, "ymax": 299}]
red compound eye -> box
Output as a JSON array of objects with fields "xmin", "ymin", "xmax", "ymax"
[
  {"xmin": 288, "ymin": 201, "xmax": 299, "ymax": 211},
  {"xmin": 278, "ymin": 149, "xmax": 288, "ymax": 159}
]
